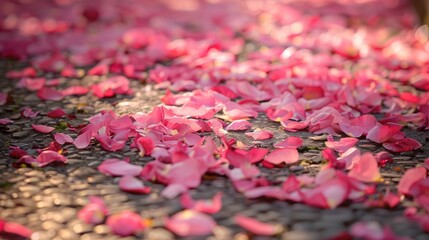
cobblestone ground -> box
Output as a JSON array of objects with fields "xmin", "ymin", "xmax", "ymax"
[{"xmin": 1, "ymin": 1, "xmax": 429, "ymax": 240}]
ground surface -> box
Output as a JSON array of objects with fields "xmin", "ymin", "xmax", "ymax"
[{"xmin": 1, "ymin": 0, "xmax": 429, "ymax": 240}]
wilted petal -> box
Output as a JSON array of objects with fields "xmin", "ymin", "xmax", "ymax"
[
  {"xmin": 98, "ymin": 158, "xmax": 143, "ymax": 176},
  {"xmin": 107, "ymin": 211, "xmax": 145, "ymax": 237},
  {"xmin": 265, "ymin": 148, "xmax": 299, "ymax": 165},
  {"xmin": 165, "ymin": 210, "xmax": 216, "ymax": 237},
  {"xmin": 31, "ymin": 124, "xmax": 55, "ymax": 134}
]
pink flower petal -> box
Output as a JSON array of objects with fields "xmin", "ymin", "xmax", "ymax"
[
  {"xmin": 0, "ymin": 219, "xmax": 33, "ymax": 238},
  {"xmin": 98, "ymin": 158, "xmax": 143, "ymax": 176},
  {"xmin": 398, "ymin": 167, "xmax": 427, "ymax": 196},
  {"xmin": 264, "ymin": 148, "xmax": 299, "ymax": 165},
  {"xmin": 325, "ymin": 137, "xmax": 358, "ymax": 153},
  {"xmin": 0, "ymin": 92, "xmax": 7, "ymax": 106},
  {"xmin": 165, "ymin": 210, "xmax": 216, "ymax": 237},
  {"xmin": 225, "ymin": 120, "xmax": 252, "ymax": 131},
  {"xmin": 119, "ymin": 176, "xmax": 151, "ymax": 194},
  {"xmin": 348, "ymin": 153, "xmax": 381, "ymax": 183},
  {"xmin": 234, "ymin": 215, "xmax": 282, "ymax": 236},
  {"xmin": 107, "ymin": 211, "xmax": 145, "ymax": 237},
  {"xmin": 21, "ymin": 107, "xmax": 39, "ymax": 118},
  {"xmin": 53, "ymin": 133, "xmax": 74, "ymax": 145},
  {"xmin": 74, "ymin": 130, "xmax": 92, "ymax": 149},
  {"xmin": 36, "ymin": 150, "xmax": 67, "ymax": 167},
  {"xmin": 180, "ymin": 192, "xmax": 222, "ymax": 214},
  {"xmin": 274, "ymin": 136, "xmax": 303, "ymax": 149},
  {"xmin": 245, "ymin": 129, "xmax": 273, "ymax": 140},
  {"xmin": 0, "ymin": 118, "xmax": 13, "ymax": 125},
  {"xmin": 382, "ymin": 138, "xmax": 422, "ymax": 152},
  {"xmin": 37, "ymin": 87, "xmax": 64, "ymax": 101},
  {"xmin": 78, "ymin": 196, "xmax": 108, "ymax": 224},
  {"xmin": 47, "ymin": 108, "xmax": 67, "ymax": 118},
  {"xmin": 31, "ymin": 124, "xmax": 55, "ymax": 134},
  {"xmin": 366, "ymin": 123, "xmax": 403, "ymax": 143}
]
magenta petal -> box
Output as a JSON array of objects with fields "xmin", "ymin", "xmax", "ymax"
[
  {"xmin": 31, "ymin": 124, "xmax": 55, "ymax": 134},
  {"xmin": 165, "ymin": 210, "xmax": 216, "ymax": 237},
  {"xmin": 265, "ymin": 148, "xmax": 299, "ymax": 165},
  {"xmin": 98, "ymin": 158, "xmax": 143, "ymax": 176},
  {"xmin": 398, "ymin": 167, "xmax": 427, "ymax": 196},
  {"xmin": 234, "ymin": 215, "xmax": 282, "ymax": 236},
  {"xmin": 119, "ymin": 176, "xmax": 151, "ymax": 194},
  {"xmin": 0, "ymin": 118, "xmax": 13, "ymax": 125},
  {"xmin": 47, "ymin": 108, "xmax": 67, "ymax": 118},
  {"xmin": 366, "ymin": 123, "xmax": 402, "ymax": 143},
  {"xmin": 74, "ymin": 130, "xmax": 92, "ymax": 149},
  {"xmin": 107, "ymin": 211, "xmax": 145, "ymax": 237}
]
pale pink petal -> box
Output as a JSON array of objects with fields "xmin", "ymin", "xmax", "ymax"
[
  {"xmin": 165, "ymin": 210, "xmax": 216, "ymax": 237},
  {"xmin": 161, "ymin": 183, "xmax": 188, "ymax": 199},
  {"xmin": 245, "ymin": 129, "xmax": 273, "ymax": 140},
  {"xmin": 274, "ymin": 136, "xmax": 303, "ymax": 149},
  {"xmin": 234, "ymin": 215, "xmax": 282, "ymax": 236},
  {"xmin": 265, "ymin": 148, "xmax": 299, "ymax": 165},
  {"xmin": 37, "ymin": 87, "xmax": 64, "ymax": 101},
  {"xmin": 47, "ymin": 108, "xmax": 66, "ymax": 118},
  {"xmin": 53, "ymin": 133, "xmax": 74, "ymax": 145},
  {"xmin": 74, "ymin": 130, "xmax": 92, "ymax": 149},
  {"xmin": 348, "ymin": 153, "xmax": 381, "ymax": 183},
  {"xmin": 180, "ymin": 192, "xmax": 222, "ymax": 214},
  {"xmin": 107, "ymin": 211, "xmax": 145, "ymax": 237},
  {"xmin": 98, "ymin": 158, "xmax": 143, "ymax": 177},
  {"xmin": 36, "ymin": 150, "xmax": 67, "ymax": 167},
  {"xmin": 325, "ymin": 137, "xmax": 358, "ymax": 153},
  {"xmin": 31, "ymin": 124, "xmax": 55, "ymax": 134},
  {"xmin": 225, "ymin": 120, "xmax": 252, "ymax": 131},
  {"xmin": 78, "ymin": 196, "xmax": 108, "ymax": 224},
  {"xmin": 119, "ymin": 176, "xmax": 151, "ymax": 194},
  {"xmin": 398, "ymin": 167, "xmax": 427, "ymax": 196}
]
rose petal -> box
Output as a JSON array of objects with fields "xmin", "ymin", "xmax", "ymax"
[
  {"xmin": 234, "ymin": 215, "xmax": 282, "ymax": 236},
  {"xmin": 98, "ymin": 158, "xmax": 143, "ymax": 176},
  {"xmin": 31, "ymin": 124, "xmax": 55, "ymax": 134},
  {"xmin": 264, "ymin": 148, "xmax": 299, "ymax": 165},
  {"xmin": 165, "ymin": 210, "xmax": 216, "ymax": 237}
]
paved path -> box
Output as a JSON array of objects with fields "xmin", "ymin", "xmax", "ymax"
[{"xmin": 1, "ymin": 1, "xmax": 429, "ymax": 239}]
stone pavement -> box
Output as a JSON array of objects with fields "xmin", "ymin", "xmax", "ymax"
[{"xmin": 1, "ymin": 1, "xmax": 429, "ymax": 240}]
